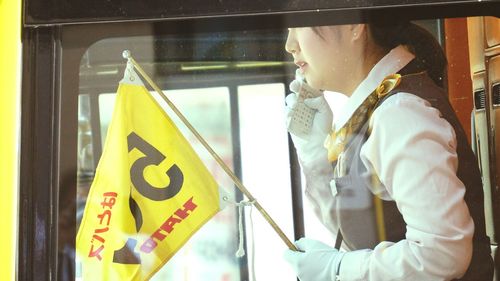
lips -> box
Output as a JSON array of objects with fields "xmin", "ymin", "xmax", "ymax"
[{"xmin": 295, "ymin": 61, "xmax": 307, "ymax": 74}]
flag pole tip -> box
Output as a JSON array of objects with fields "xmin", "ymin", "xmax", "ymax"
[{"xmin": 122, "ymin": 50, "xmax": 131, "ymax": 59}]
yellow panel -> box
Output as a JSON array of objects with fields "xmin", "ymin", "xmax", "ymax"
[
  {"xmin": 472, "ymin": 71, "xmax": 495, "ymax": 240},
  {"xmin": 490, "ymin": 56, "xmax": 500, "ymax": 243},
  {"xmin": 490, "ymin": 55, "xmax": 500, "ymax": 82},
  {"xmin": 0, "ymin": 0, "xmax": 21, "ymax": 280},
  {"xmin": 485, "ymin": 16, "xmax": 500, "ymax": 48},
  {"xmin": 472, "ymin": 71, "xmax": 486, "ymax": 91},
  {"xmin": 467, "ymin": 17, "xmax": 486, "ymax": 74}
]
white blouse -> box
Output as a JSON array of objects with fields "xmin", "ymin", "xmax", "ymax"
[{"xmin": 327, "ymin": 46, "xmax": 474, "ymax": 280}]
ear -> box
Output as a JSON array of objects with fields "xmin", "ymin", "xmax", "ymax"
[{"xmin": 350, "ymin": 24, "xmax": 366, "ymax": 41}]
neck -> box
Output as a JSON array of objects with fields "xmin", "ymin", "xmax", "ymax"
[{"xmin": 344, "ymin": 46, "xmax": 387, "ymax": 97}]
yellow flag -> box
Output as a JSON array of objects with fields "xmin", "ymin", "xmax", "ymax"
[{"xmin": 76, "ymin": 63, "xmax": 222, "ymax": 280}]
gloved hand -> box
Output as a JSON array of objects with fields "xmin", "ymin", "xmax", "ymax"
[
  {"xmin": 285, "ymin": 79, "xmax": 333, "ymax": 166},
  {"xmin": 283, "ymin": 238, "xmax": 345, "ymax": 281}
]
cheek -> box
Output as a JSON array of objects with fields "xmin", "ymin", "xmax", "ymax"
[
  {"xmin": 316, "ymin": 57, "xmax": 342, "ymax": 83},
  {"xmin": 317, "ymin": 59, "xmax": 349, "ymax": 91}
]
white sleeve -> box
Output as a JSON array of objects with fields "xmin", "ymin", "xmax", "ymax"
[{"xmin": 339, "ymin": 93, "xmax": 474, "ymax": 281}]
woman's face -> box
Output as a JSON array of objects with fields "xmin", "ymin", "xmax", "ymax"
[{"xmin": 285, "ymin": 26, "xmax": 360, "ymax": 95}]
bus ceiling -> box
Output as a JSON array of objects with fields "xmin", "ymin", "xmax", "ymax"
[{"xmin": 23, "ymin": 0, "xmax": 500, "ymax": 27}]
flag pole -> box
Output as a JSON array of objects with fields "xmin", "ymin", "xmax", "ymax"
[{"xmin": 122, "ymin": 51, "xmax": 298, "ymax": 252}]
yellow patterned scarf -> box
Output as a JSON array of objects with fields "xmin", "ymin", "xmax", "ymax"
[{"xmin": 324, "ymin": 74, "xmax": 402, "ymax": 162}]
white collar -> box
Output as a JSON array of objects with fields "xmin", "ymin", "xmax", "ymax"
[{"xmin": 332, "ymin": 45, "xmax": 415, "ymax": 132}]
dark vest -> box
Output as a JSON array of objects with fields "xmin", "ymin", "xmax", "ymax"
[{"xmin": 333, "ymin": 71, "xmax": 494, "ymax": 280}]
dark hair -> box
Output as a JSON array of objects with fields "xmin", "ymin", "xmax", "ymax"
[{"xmin": 368, "ymin": 22, "xmax": 447, "ymax": 87}]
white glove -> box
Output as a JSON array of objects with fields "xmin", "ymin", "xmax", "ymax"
[
  {"xmin": 283, "ymin": 238, "xmax": 345, "ymax": 281},
  {"xmin": 285, "ymin": 80, "xmax": 333, "ymax": 166}
]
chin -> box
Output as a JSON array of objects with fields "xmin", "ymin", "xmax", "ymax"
[{"xmin": 306, "ymin": 79, "xmax": 321, "ymax": 90}]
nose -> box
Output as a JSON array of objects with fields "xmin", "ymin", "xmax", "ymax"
[{"xmin": 285, "ymin": 29, "xmax": 299, "ymax": 54}]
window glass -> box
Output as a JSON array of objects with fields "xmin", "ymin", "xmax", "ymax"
[
  {"xmin": 76, "ymin": 31, "xmax": 296, "ymax": 280},
  {"xmin": 237, "ymin": 83, "xmax": 295, "ymax": 280},
  {"xmin": 73, "ymin": 17, "xmax": 500, "ymax": 281},
  {"xmin": 81, "ymin": 87, "xmax": 245, "ymax": 281}
]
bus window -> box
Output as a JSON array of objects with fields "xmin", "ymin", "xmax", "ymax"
[
  {"xmin": 76, "ymin": 32, "xmax": 297, "ymax": 280},
  {"xmin": 64, "ymin": 15, "xmax": 500, "ymax": 281},
  {"xmin": 237, "ymin": 83, "xmax": 295, "ymax": 280}
]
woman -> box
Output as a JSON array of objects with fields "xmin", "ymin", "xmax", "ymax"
[{"xmin": 282, "ymin": 22, "xmax": 494, "ymax": 281}]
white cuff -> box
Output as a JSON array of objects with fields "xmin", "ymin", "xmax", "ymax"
[{"xmin": 339, "ymin": 250, "xmax": 371, "ymax": 281}]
